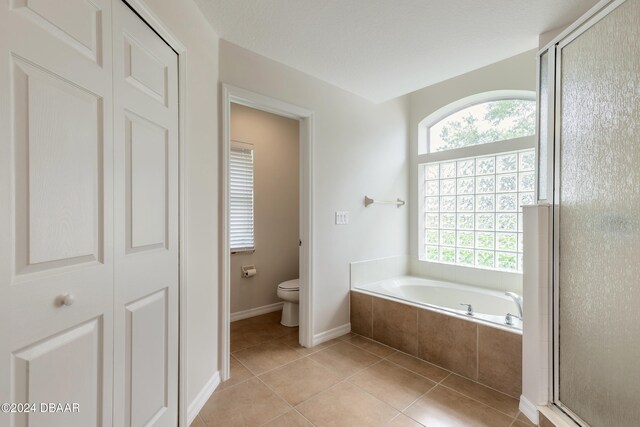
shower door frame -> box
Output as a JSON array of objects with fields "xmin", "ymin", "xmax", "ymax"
[{"xmin": 549, "ymin": 0, "xmax": 629, "ymax": 426}]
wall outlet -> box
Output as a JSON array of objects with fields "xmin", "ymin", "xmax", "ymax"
[{"xmin": 335, "ymin": 211, "xmax": 349, "ymax": 225}]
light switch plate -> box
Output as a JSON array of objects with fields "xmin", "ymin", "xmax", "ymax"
[{"xmin": 335, "ymin": 211, "xmax": 349, "ymax": 225}]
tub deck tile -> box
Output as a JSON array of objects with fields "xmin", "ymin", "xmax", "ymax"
[
  {"xmin": 350, "ymin": 291, "xmax": 373, "ymax": 338},
  {"xmin": 417, "ymin": 309, "xmax": 478, "ymax": 380},
  {"xmin": 372, "ymin": 296, "xmax": 419, "ymax": 356},
  {"xmin": 477, "ymin": 324, "xmax": 522, "ymax": 398}
]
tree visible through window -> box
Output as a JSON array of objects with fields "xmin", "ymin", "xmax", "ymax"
[{"xmin": 430, "ymin": 99, "xmax": 536, "ymax": 152}]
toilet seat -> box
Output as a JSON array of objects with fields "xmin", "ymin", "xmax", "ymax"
[{"xmin": 277, "ymin": 278, "xmax": 299, "ymax": 291}]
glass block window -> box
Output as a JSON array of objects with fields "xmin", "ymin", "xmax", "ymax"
[{"xmin": 422, "ymin": 149, "xmax": 535, "ymax": 272}]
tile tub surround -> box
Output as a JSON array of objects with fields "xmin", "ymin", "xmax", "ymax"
[
  {"xmin": 350, "ymin": 291, "xmax": 522, "ymax": 398},
  {"xmin": 194, "ymin": 310, "xmax": 534, "ymax": 427}
]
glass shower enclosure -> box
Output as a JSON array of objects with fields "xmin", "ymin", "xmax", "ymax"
[{"xmin": 541, "ymin": 0, "xmax": 640, "ymax": 426}]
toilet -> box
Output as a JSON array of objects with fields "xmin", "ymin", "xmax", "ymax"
[{"xmin": 277, "ymin": 278, "xmax": 299, "ymax": 327}]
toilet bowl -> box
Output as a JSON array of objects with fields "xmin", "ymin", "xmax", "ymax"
[{"xmin": 277, "ymin": 278, "xmax": 299, "ymax": 327}]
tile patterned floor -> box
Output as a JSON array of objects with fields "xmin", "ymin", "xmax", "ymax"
[{"xmin": 193, "ymin": 311, "xmax": 538, "ymax": 427}]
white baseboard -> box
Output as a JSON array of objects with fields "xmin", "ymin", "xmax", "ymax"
[
  {"xmin": 187, "ymin": 371, "xmax": 220, "ymax": 425},
  {"xmin": 313, "ymin": 323, "xmax": 351, "ymax": 346},
  {"xmin": 519, "ymin": 395, "xmax": 539, "ymax": 425},
  {"xmin": 230, "ymin": 302, "xmax": 284, "ymax": 322}
]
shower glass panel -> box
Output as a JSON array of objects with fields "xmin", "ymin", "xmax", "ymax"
[
  {"xmin": 537, "ymin": 51, "xmax": 548, "ymax": 201},
  {"xmin": 556, "ymin": 1, "xmax": 640, "ymax": 426}
]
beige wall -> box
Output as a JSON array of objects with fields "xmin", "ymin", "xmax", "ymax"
[
  {"xmin": 220, "ymin": 41, "xmax": 410, "ymax": 336},
  {"xmin": 408, "ymin": 49, "xmax": 537, "ymax": 290},
  {"xmin": 230, "ymin": 104, "xmax": 300, "ymax": 314},
  {"xmin": 142, "ymin": 0, "xmax": 220, "ymax": 412}
]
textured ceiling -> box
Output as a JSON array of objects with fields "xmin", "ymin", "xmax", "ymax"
[{"xmin": 197, "ymin": 0, "xmax": 599, "ymax": 103}]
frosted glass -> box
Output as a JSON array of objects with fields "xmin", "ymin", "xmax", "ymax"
[
  {"xmin": 558, "ymin": 1, "xmax": 640, "ymax": 426},
  {"xmin": 538, "ymin": 52, "xmax": 549, "ymax": 200}
]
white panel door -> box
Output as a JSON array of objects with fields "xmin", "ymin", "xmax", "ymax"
[
  {"xmin": 112, "ymin": 2, "xmax": 179, "ymax": 426},
  {"xmin": 0, "ymin": 1, "xmax": 114, "ymax": 426}
]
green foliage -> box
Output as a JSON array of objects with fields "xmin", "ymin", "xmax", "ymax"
[
  {"xmin": 434, "ymin": 100, "xmax": 535, "ymax": 151},
  {"xmin": 441, "ymin": 248, "xmax": 455, "ymax": 263},
  {"xmin": 458, "ymin": 249, "xmax": 474, "ymax": 265},
  {"xmin": 477, "ymin": 251, "xmax": 494, "ymax": 267}
]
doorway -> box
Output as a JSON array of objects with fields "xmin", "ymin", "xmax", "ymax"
[{"xmin": 221, "ymin": 85, "xmax": 314, "ymax": 381}]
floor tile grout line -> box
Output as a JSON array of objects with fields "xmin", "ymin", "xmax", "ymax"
[
  {"xmin": 339, "ymin": 338, "xmax": 391, "ymax": 360},
  {"xmin": 434, "ymin": 382, "xmax": 519, "ymax": 421},
  {"xmin": 385, "ymin": 412, "xmax": 426, "ymax": 427},
  {"xmin": 220, "ymin": 318, "xmax": 353, "ymax": 426},
  {"xmin": 236, "ymin": 349, "xmax": 306, "ymax": 377},
  {"xmin": 253, "ymin": 370, "xmax": 296, "ymax": 413},
  {"xmin": 443, "ymin": 372, "xmax": 521, "ymax": 402},
  {"xmin": 259, "ymin": 357, "xmax": 345, "ymax": 410},
  {"xmin": 237, "ymin": 336, "xmax": 346, "ymax": 378},
  {"xmin": 225, "ymin": 332, "xmax": 354, "ymax": 392},
  {"xmin": 437, "ymin": 381, "xmax": 521, "ymax": 419},
  {"xmin": 230, "ymin": 329, "xmax": 298, "ymax": 354},
  {"xmin": 292, "ymin": 408, "xmax": 319, "ymax": 427},
  {"xmin": 400, "ymin": 378, "xmax": 442, "ymax": 418},
  {"xmin": 343, "ymin": 377, "xmax": 403, "ymax": 420},
  {"xmin": 345, "ymin": 336, "xmax": 398, "ymax": 359},
  {"xmin": 227, "ymin": 338, "xmax": 354, "ymax": 421},
  {"xmin": 382, "ymin": 356, "xmax": 450, "ymax": 384},
  {"xmin": 339, "ymin": 355, "xmax": 437, "ymax": 418}
]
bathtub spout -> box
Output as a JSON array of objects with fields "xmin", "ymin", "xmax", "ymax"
[{"xmin": 505, "ymin": 292, "xmax": 523, "ymax": 318}]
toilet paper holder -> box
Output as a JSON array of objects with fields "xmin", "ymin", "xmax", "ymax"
[{"xmin": 241, "ymin": 265, "xmax": 257, "ymax": 278}]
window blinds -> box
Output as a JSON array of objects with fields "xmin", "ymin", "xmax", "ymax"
[{"xmin": 230, "ymin": 144, "xmax": 255, "ymax": 251}]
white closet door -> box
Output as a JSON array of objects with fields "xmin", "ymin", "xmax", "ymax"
[
  {"xmin": 0, "ymin": 1, "xmax": 114, "ymax": 426},
  {"xmin": 111, "ymin": 1, "xmax": 179, "ymax": 426}
]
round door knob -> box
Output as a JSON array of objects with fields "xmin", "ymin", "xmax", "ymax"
[{"xmin": 61, "ymin": 294, "xmax": 75, "ymax": 307}]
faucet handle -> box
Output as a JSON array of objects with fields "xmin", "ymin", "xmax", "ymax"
[
  {"xmin": 505, "ymin": 313, "xmax": 522, "ymax": 326},
  {"xmin": 460, "ymin": 303, "xmax": 473, "ymax": 315}
]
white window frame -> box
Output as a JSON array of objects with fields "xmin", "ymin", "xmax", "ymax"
[
  {"xmin": 229, "ymin": 140, "xmax": 256, "ymax": 254},
  {"xmin": 417, "ymin": 91, "xmax": 536, "ymax": 282}
]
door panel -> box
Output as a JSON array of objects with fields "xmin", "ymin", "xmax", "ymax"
[
  {"xmin": 10, "ymin": 0, "xmax": 103, "ymax": 63},
  {"xmin": 0, "ymin": 1, "xmax": 113, "ymax": 426},
  {"xmin": 556, "ymin": 0, "xmax": 640, "ymax": 425},
  {"xmin": 126, "ymin": 290, "xmax": 169, "ymax": 427},
  {"xmin": 123, "ymin": 35, "xmax": 169, "ymax": 106},
  {"xmin": 12, "ymin": 56, "xmax": 103, "ymax": 271},
  {"xmin": 12, "ymin": 318, "xmax": 103, "ymax": 427},
  {"xmin": 112, "ymin": 1, "xmax": 179, "ymax": 426},
  {"xmin": 126, "ymin": 112, "xmax": 168, "ymax": 251}
]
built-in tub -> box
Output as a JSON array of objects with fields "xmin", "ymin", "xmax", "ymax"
[
  {"xmin": 354, "ymin": 276, "xmax": 522, "ymax": 331},
  {"xmin": 350, "ymin": 276, "xmax": 523, "ymax": 398}
]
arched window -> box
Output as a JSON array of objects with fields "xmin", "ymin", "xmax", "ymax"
[{"xmin": 418, "ymin": 92, "xmax": 536, "ymax": 273}]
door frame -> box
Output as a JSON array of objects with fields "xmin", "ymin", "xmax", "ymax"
[
  {"xmin": 220, "ymin": 84, "xmax": 315, "ymax": 380},
  {"xmin": 118, "ymin": 1, "xmax": 189, "ymax": 426}
]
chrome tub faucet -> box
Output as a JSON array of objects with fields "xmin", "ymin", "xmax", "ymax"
[{"xmin": 505, "ymin": 292, "xmax": 523, "ymax": 318}]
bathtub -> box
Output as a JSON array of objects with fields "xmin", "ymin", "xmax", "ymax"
[{"xmin": 353, "ymin": 276, "xmax": 522, "ymax": 332}]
